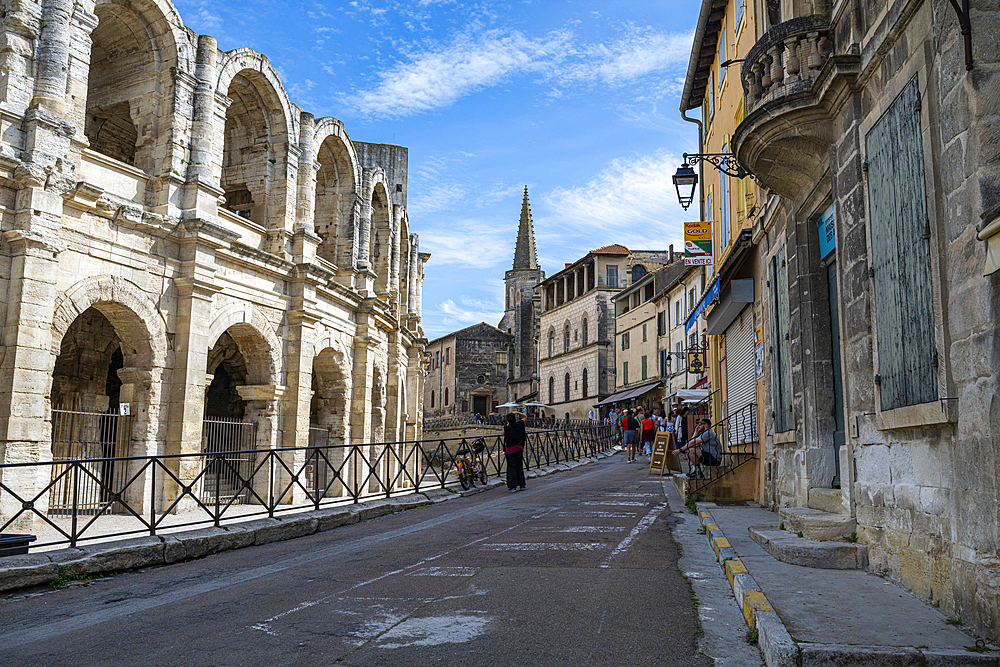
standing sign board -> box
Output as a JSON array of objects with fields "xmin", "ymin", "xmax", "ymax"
[
  {"xmin": 649, "ymin": 431, "xmax": 681, "ymax": 475},
  {"xmin": 684, "ymin": 221, "xmax": 713, "ymax": 266},
  {"xmin": 817, "ymin": 204, "xmax": 836, "ymax": 260}
]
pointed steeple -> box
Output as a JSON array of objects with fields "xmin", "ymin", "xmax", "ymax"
[{"xmin": 512, "ymin": 185, "xmax": 538, "ymax": 270}]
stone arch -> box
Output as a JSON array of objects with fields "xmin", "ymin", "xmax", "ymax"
[
  {"xmin": 313, "ymin": 118, "xmax": 361, "ymax": 267},
  {"xmin": 206, "ymin": 302, "xmax": 282, "ymax": 386},
  {"xmin": 85, "ymin": 0, "xmax": 187, "ymax": 172},
  {"xmin": 216, "ymin": 49, "xmax": 298, "ymax": 227},
  {"xmin": 371, "ymin": 176, "xmax": 393, "ymax": 294},
  {"xmin": 52, "ymin": 275, "xmax": 168, "ymax": 371}
]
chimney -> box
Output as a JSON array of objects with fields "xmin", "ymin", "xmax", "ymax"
[{"xmin": 669, "ymin": 244, "xmax": 674, "ymax": 262}]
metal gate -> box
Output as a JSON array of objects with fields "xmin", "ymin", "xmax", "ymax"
[
  {"xmin": 49, "ymin": 406, "xmax": 134, "ymax": 516},
  {"xmin": 201, "ymin": 418, "xmax": 257, "ymax": 505}
]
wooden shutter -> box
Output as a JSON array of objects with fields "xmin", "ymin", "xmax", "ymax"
[
  {"xmin": 770, "ymin": 247, "xmax": 793, "ymax": 431},
  {"xmin": 866, "ymin": 75, "xmax": 937, "ymax": 411}
]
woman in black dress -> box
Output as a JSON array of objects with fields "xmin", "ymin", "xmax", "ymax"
[{"xmin": 503, "ymin": 413, "xmax": 526, "ymax": 492}]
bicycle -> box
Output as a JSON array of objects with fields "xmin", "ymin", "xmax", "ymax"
[{"xmin": 454, "ymin": 438, "xmax": 489, "ymax": 490}]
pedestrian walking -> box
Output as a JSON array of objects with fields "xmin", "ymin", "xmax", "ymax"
[
  {"xmin": 621, "ymin": 409, "xmax": 640, "ymax": 462},
  {"xmin": 503, "ymin": 413, "xmax": 526, "ymax": 491},
  {"xmin": 640, "ymin": 412, "xmax": 656, "ymax": 458}
]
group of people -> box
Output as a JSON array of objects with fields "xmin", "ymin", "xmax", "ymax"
[
  {"xmin": 611, "ymin": 405, "xmax": 722, "ymax": 480},
  {"xmin": 501, "ymin": 412, "xmax": 528, "ymax": 492}
]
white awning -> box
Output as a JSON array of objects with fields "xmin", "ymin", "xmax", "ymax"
[{"xmin": 676, "ymin": 388, "xmax": 709, "ymax": 403}]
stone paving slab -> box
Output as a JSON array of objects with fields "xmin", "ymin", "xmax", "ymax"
[{"xmin": 693, "ymin": 502, "xmax": 998, "ymax": 667}]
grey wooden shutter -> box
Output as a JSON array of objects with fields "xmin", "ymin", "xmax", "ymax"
[
  {"xmin": 770, "ymin": 246, "xmax": 793, "ymax": 431},
  {"xmin": 866, "ymin": 74, "xmax": 937, "ymax": 411}
]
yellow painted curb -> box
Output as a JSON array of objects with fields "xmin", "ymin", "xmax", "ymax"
[
  {"xmin": 705, "ymin": 523, "xmax": 719, "ymax": 532},
  {"xmin": 725, "ymin": 558, "xmax": 748, "ymax": 587},
  {"xmin": 699, "ymin": 510, "xmax": 713, "ymax": 520},
  {"xmin": 742, "ymin": 590, "xmax": 773, "ymax": 628},
  {"xmin": 712, "ymin": 536, "xmax": 731, "ymax": 556}
]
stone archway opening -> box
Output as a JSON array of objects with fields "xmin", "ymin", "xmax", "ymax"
[
  {"xmin": 314, "ymin": 135, "xmax": 356, "ymax": 267},
  {"xmin": 86, "ymin": 3, "xmax": 158, "ymax": 170},
  {"xmin": 309, "ymin": 348, "xmax": 349, "ymax": 498},
  {"xmin": 49, "ymin": 305, "xmax": 153, "ymax": 515}
]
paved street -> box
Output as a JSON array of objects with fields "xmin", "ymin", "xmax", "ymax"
[{"xmin": 0, "ymin": 456, "xmax": 760, "ymax": 667}]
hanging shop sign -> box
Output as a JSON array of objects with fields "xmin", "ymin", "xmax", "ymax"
[
  {"xmin": 684, "ymin": 221, "xmax": 714, "ymax": 266},
  {"xmin": 687, "ymin": 348, "xmax": 706, "ymax": 374}
]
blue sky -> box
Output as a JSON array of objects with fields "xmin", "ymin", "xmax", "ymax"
[{"xmin": 173, "ymin": 0, "xmax": 702, "ymax": 338}]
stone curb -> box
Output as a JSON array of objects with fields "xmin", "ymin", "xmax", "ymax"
[
  {"xmin": 0, "ymin": 449, "xmax": 614, "ymax": 594},
  {"xmin": 695, "ymin": 506, "xmax": 1000, "ymax": 667}
]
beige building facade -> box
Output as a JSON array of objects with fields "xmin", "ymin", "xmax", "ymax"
[{"xmin": 0, "ymin": 0, "xmax": 428, "ymax": 526}]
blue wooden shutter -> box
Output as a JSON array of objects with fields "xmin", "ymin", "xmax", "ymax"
[
  {"xmin": 866, "ymin": 75, "xmax": 937, "ymax": 411},
  {"xmin": 770, "ymin": 246, "xmax": 793, "ymax": 431}
]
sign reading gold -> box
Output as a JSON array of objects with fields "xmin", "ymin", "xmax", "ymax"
[{"xmin": 684, "ymin": 221, "xmax": 713, "ymax": 266}]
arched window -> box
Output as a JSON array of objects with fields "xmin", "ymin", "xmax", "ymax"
[
  {"xmin": 430, "ymin": 390, "xmax": 435, "ymax": 408},
  {"xmin": 632, "ymin": 265, "xmax": 647, "ymax": 283},
  {"xmin": 582, "ymin": 317, "xmax": 589, "ymax": 346},
  {"xmin": 445, "ymin": 388, "xmax": 449, "ymax": 406},
  {"xmin": 565, "ymin": 373, "xmax": 571, "ymax": 402},
  {"xmin": 582, "ymin": 368, "xmax": 588, "ymax": 398},
  {"xmin": 564, "ymin": 324, "xmax": 570, "ymax": 352},
  {"xmin": 549, "ymin": 330, "xmax": 555, "ymax": 357},
  {"xmin": 549, "ymin": 377, "xmax": 555, "ymax": 404}
]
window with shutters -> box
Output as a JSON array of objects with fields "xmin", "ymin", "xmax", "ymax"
[
  {"xmin": 623, "ymin": 361, "xmax": 629, "ymax": 385},
  {"xmin": 642, "ymin": 323, "xmax": 647, "ymax": 342},
  {"xmin": 582, "ymin": 368, "xmax": 588, "ymax": 398},
  {"xmin": 549, "ymin": 377, "xmax": 554, "ymax": 404},
  {"xmin": 769, "ymin": 247, "xmax": 793, "ymax": 431},
  {"xmin": 866, "ymin": 74, "xmax": 938, "ymax": 411},
  {"xmin": 641, "ymin": 355, "xmax": 647, "ymax": 380},
  {"xmin": 565, "ymin": 373, "xmax": 571, "ymax": 402}
]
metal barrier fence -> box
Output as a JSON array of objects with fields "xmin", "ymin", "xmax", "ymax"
[
  {"xmin": 0, "ymin": 424, "xmax": 615, "ymax": 550},
  {"xmin": 423, "ymin": 415, "xmax": 601, "ymax": 430}
]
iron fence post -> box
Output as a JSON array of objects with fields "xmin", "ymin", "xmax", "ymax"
[
  {"xmin": 70, "ymin": 463, "xmax": 79, "ymax": 548},
  {"xmin": 214, "ymin": 453, "xmax": 221, "ymax": 527},
  {"xmin": 268, "ymin": 451, "xmax": 275, "ymax": 518},
  {"xmin": 149, "ymin": 461, "xmax": 156, "ymax": 536}
]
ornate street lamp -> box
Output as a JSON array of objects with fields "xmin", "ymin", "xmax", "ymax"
[
  {"xmin": 672, "ymin": 162, "xmax": 698, "ymax": 211},
  {"xmin": 672, "ymin": 153, "xmax": 752, "ymax": 210}
]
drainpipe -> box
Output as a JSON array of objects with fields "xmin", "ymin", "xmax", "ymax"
[{"xmin": 680, "ymin": 109, "xmax": 705, "ymax": 220}]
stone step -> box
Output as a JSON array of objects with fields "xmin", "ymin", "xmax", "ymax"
[
  {"xmin": 779, "ymin": 506, "xmax": 856, "ymax": 541},
  {"xmin": 749, "ymin": 527, "xmax": 868, "ymax": 570},
  {"xmin": 807, "ymin": 487, "xmax": 845, "ymax": 515}
]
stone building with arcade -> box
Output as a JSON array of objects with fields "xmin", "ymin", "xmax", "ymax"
[{"xmin": 0, "ymin": 0, "xmax": 428, "ymax": 524}]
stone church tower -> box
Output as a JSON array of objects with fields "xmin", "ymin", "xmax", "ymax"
[{"xmin": 501, "ymin": 187, "xmax": 544, "ymax": 402}]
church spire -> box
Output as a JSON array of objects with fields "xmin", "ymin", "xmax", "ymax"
[{"xmin": 512, "ymin": 185, "xmax": 538, "ymax": 270}]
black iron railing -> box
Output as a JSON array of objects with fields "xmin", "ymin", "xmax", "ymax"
[
  {"xmin": 686, "ymin": 402, "xmax": 758, "ymax": 495},
  {"xmin": 0, "ymin": 425, "xmax": 615, "ymax": 550},
  {"xmin": 423, "ymin": 415, "xmax": 601, "ymax": 430}
]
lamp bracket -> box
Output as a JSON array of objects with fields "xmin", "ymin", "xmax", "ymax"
[
  {"xmin": 683, "ymin": 153, "xmax": 753, "ymax": 180},
  {"xmin": 946, "ymin": 0, "xmax": 973, "ymax": 71}
]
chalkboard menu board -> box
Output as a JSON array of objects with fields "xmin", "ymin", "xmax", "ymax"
[{"xmin": 649, "ymin": 431, "xmax": 680, "ymax": 475}]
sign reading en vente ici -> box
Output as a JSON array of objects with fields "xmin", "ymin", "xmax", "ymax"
[{"xmin": 684, "ymin": 221, "xmax": 713, "ymax": 266}]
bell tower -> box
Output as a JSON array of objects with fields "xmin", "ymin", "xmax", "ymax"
[{"xmin": 502, "ymin": 187, "xmax": 544, "ymax": 401}]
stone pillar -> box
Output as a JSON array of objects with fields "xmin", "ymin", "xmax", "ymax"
[
  {"xmin": 0, "ymin": 166, "xmax": 66, "ymax": 528},
  {"xmin": 390, "ymin": 208, "xmax": 403, "ymax": 307},
  {"xmin": 31, "ymin": 0, "xmax": 74, "ymax": 114},
  {"xmin": 164, "ymin": 221, "xmax": 234, "ymax": 509},
  {"xmin": 0, "ymin": 3, "xmax": 41, "ymax": 108},
  {"xmin": 188, "ymin": 36, "xmax": 217, "ymax": 183},
  {"xmin": 417, "ymin": 250, "xmax": 430, "ymax": 320},
  {"xmin": 117, "ymin": 367, "xmax": 154, "ymax": 513},
  {"xmin": 296, "ymin": 112, "xmax": 318, "ymax": 233},
  {"xmin": 236, "ymin": 384, "xmax": 284, "ymax": 502},
  {"xmin": 407, "ymin": 236, "xmax": 418, "ymax": 314},
  {"xmin": 357, "ymin": 169, "xmax": 373, "ymax": 269}
]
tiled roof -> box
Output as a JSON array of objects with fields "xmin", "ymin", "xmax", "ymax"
[{"xmin": 590, "ymin": 244, "xmax": 630, "ymax": 255}]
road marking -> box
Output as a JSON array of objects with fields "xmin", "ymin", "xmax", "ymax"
[
  {"xmin": 581, "ymin": 500, "xmax": 650, "ymax": 506},
  {"xmin": 481, "ymin": 542, "xmax": 605, "ymax": 551},
  {"xmin": 377, "ymin": 613, "xmax": 490, "ymax": 649},
  {"xmin": 408, "ymin": 567, "xmax": 481, "ymax": 577},
  {"xmin": 606, "ymin": 492, "xmax": 659, "ymax": 497},
  {"xmin": 533, "ymin": 526, "xmax": 626, "ymax": 533},
  {"xmin": 600, "ymin": 503, "xmax": 667, "ymax": 568},
  {"xmin": 556, "ymin": 511, "xmax": 637, "ymax": 518}
]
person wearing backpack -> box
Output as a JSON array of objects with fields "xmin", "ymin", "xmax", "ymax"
[
  {"xmin": 620, "ymin": 409, "xmax": 640, "ymax": 462},
  {"xmin": 640, "ymin": 412, "xmax": 656, "ymax": 459}
]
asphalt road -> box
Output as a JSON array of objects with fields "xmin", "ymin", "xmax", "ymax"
[{"xmin": 1, "ymin": 457, "xmax": 712, "ymax": 667}]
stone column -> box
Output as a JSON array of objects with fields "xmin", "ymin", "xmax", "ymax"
[
  {"xmin": 348, "ymin": 322, "xmax": 377, "ymax": 496},
  {"xmin": 117, "ymin": 367, "xmax": 154, "ymax": 513},
  {"xmin": 390, "ymin": 208, "xmax": 403, "ymax": 308},
  {"xmin": 31, "ymin": 0, "xmax": 74, "ymax": 114},
  {"xmin": 0, "ymin": 4, "xmax": 41, "ymax": 108},
  {"xmin": 417, "ymin": 251, "xmax": 430, "ymax": 320},
  {"xmin": 164, "ymin": 221, "xmax": 234, "ymax": 509},
  {"xmin": 357, "ymin": 169, "xmax": 373, "ymax": 269},
  {"xmin": 407, "ymin": 236, "xmax": 418, "ymax": 314},
  {"xmin": 296, "ymin": 112, "xmax": 318, "ymax": 233},
  {"xmin": 0, "ymin": 164, "xmax": 66, "ymax": 528}
]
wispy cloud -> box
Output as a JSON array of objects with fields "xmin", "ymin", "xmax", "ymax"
[
  {"xmin": 349, "ymin": 29, "xmax": 571, "ymax": 117},
  {"xmin": 346, "ymin": 25, "xmax": 692, "ymax": 118},
  {"xmin": 426, "ymin": 295, "xmax": 504, "ymax": 336},
  {"xmin": 419, "ymin": 218, "xmax": 512, "ymax": 268}
]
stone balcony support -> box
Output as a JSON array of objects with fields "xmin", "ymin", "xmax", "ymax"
[{"xmin": 733, "ymin": 15, "xmax": 860, "ymax": 201}]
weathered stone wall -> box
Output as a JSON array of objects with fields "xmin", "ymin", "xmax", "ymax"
[
  {"xmin": 0, "ymin": 0, "xmax": 428, "ymax": 526},
  {"xmin": 745, "ymin": 0, "xmax": 1000, "ymax": 641}
]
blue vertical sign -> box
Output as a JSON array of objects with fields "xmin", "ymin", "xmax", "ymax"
[{"xmin": 817, "ymin": 204, "xmax": 836, "ymax": 259}]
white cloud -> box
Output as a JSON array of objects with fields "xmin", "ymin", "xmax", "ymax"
[
  {"xmin": 350, "ymin": 29, "xmax": 571, "ymax": 117},
  {"xmin": 346, "ymin": 25, "xmax": 692, "ymax": 118},
  {"xmin": 539, "ymin": 150, "xmax": 689, "ymax": 255},
  {"xmin": 430, "ymin": 296, "xmax": 504, "ymax": 335},
  {"xmin": 419, "ymin": 219, "xmax": 512, "ymax": 268}
]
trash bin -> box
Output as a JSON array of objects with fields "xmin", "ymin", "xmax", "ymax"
[{"xmin": 0, "ymin": 534, "xmax": 37, "ymax": 557}]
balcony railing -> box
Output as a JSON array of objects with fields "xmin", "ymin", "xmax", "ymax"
[
  {"xmin": 741, "ymin": 14, "xmax": 834, "ymax": 111},
  {"xmin": 0, "ymin": 425, "xmax": 615, "ymax": 550}
]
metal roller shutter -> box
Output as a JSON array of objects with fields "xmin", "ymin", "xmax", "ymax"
[{"xmin": 725, "ymin": 307, "xmax": 756, "ymax": 447}]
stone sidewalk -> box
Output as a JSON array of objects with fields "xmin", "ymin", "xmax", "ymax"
[
  {"xmin": 686, "ymin": 497, "xmax": 998, "ymax": 667},
  {"xmin": 0, "ymin": 451, "xmax": 614, "ymax": 593}
]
